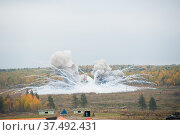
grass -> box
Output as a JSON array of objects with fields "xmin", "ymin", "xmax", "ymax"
[{"xmin": 0, "ymin": 87, "xmax": 180, "ymax": 120}]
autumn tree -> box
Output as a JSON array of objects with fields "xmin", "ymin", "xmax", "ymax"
[
  {"xmin": 14, "ymin": 100, "xmax": 20, "ymax": 112},
  {"xmin": 19, "ymin": 94, "xmax": 42, "ymax": 112},
  {"xmin": 3, "ymin": 95, "xmax": 12, "ymax": 112}
]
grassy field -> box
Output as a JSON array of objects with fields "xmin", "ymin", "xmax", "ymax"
[{"xmin": 0, "ymin": 87, "xmax": 179, "ymax": 120}]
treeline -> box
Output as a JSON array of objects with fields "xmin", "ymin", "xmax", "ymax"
[
  {"xmin": 80, "ymin": 65, "xmax": 180, "ymax": 87},
  {"xmin": 0, "ymin": 91, "xmax": 59, "ymax": 113},
  {"xmin": 124, "ymin": 65, "xmax": 180, "ymax": 87},
  {"xmin": 0, "ymin": 92, "xmax": 42, "ymax": 113},
  {"xmin": 0, "ymin": 65, "xmax": 180, "ymax": 89},
  {"xmin": 0, "ymin": 68, "xmax": 53, "ymax": 89}
]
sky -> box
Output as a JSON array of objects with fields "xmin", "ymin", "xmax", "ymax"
[{"xmin": 0, "ymin": 0, "xmax": 180, "ymax": 68}]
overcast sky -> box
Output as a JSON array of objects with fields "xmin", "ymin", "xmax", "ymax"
[{"xmin": 0, "ymin": 0, "xmax": 180, "ymax": 68}]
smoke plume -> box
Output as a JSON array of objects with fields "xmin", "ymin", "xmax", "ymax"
[{"xmin": 50, "ymin": 50, "xmax": 79, "ymax": 84}]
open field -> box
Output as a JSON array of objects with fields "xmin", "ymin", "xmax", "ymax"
[{"xmin": 0, "ymin": 87, "xmax": 180, "ymax": 120}]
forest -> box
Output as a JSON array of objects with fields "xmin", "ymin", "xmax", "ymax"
[{"xmin": 0, "ymin": 65, "xmax": 180, "ymax": 90}]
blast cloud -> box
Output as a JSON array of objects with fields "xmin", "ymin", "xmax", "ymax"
[
  {"xmin": 91, "ymin": 59, "xmax": 124, "ymax": 84},
  {"xmin": 51, "ymin": 50, "xmax": 74, "ymax": 69},
  {"xmin": 17, "ymin": 50, "xmax": 156, "ymax": 95},
  {"xmin": 50, "ymin": 50, "xmax": 79, "ymax": 84}
]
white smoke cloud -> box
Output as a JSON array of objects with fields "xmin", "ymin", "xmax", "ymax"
[
  {"xmin": 46, "ymin": 50, "xmax": 154, "ymax": 92},
  {"xmin": 91, "ymin": 59, "xmax": 125, "ymax": 84},
  {"xmin": 111, "ymin": 70, "xmax": 124, "ymax": 77},
  {"xmin": 17, "ymin": 50, "xmax": 156, "ymax": 95},
  {"xmin": 91, "ymin": 59, "xmax": 112, "ymax": 84},
  {"xmin": 51, "ymin": 50, "xmax": 74, "ymax": 69},
  {"xmin": 91, "ymin": 59, "xmax": 111, "ymax": 75},
  {"xmin": 50, "ymin": 50, "xmax": 79, "ymax": 83}
]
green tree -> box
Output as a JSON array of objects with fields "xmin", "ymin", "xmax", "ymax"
[
  {"xmin": 0, "ymin": 96, "xmax": 4, "ymax": 113},
  {"xmin": 138, "ymin": 94, "xmax": 147, "ymax": 109},
  {"xmin": 35, "ymin": 93, "xmax": 39, "ymax": 99},
  {"xmin": 48, "ymin": 96, "xmax": 55, "ymax": 109},
  {"xmin": 149, "ymin": 97, "xmax": 157, "ymax": 111},
  {"xmin": 72, "ymin": 95, "xmax": 78, "ymax": 108},
  {"xmin": 80, "ymin": 94, "xmax": 87, "ymax": 108},
  {"xmin": 30, "ymin": 90, "xmax": 34, "ymax": 96}
]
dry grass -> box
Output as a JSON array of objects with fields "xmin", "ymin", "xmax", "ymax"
[{"xmin": 0, "ymin": 87, "xmax": 180, "ymax": 120}]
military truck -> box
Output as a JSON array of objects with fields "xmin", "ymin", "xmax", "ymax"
[{"xmin": 166, "ymin": 112, "xmax": 180, "ymax": 120}]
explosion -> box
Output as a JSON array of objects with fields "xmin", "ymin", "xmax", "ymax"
[
  {"xmin": 16, "ymin": 50, "xmax": 155, "ymax": 95},
  {"xmin": 50, "ymin": 50, "xmax": 79, "ymax": 85},
  {"xmin": 91, "ymin": 59, "xmax": 124, "ymax": 84}
]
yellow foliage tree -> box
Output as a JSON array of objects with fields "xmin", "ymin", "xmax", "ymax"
[
  {"xmin": 19, "ymin": 94, "xmax": 42, "ymax": 112},
  {"xmin": 3, "ymin": 96, "xmax": 11, "ymax": 112}
]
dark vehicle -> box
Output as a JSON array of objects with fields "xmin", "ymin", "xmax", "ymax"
[
  {"xmin": 84, "ymin": 111, "xmax": 91, "ymax": 117},
  {"xmin": 166, "ymin": 112, "xmax": 180, "ymax": 120},
  {"xmin": 46, "ymin": 117, "xmax": 57, "ymax": 120}
]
